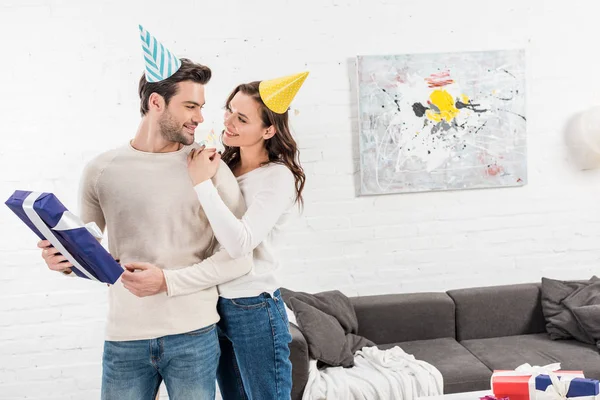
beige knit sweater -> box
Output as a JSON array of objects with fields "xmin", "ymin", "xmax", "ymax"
[{"xmin": 79, "ymin": 142, "xmax": 252, "ymax": 341}]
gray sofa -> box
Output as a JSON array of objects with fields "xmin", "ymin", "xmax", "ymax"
[{"xmin": 289, "ymin": 282, "xmax": 600, "ymax": 400}]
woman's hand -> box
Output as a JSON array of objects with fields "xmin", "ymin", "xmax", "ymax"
[{"xmin": 187, "ymin": 146, "xmax": 221, "ymax": 186}]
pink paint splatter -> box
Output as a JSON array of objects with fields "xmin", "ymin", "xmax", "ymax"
[
  {"xmin": 395, "ymin": 68, "xmax": 409, "ymax": 84},
  {"xmin": 426, "ymin": 71, "xmax": 454, "ymax": 88},
  {"xmin": 486, "ymin": 165, "xmax": 504, "ymax": 176}
]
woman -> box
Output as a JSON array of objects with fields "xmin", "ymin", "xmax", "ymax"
[{"xmin": 187, "ymin": 72, "xmax": 308, "ymax": 400}]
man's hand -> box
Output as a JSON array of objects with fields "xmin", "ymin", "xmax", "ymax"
[
  {"xmin": 38, "ymin": 240, "xmax": 120, "ymax": 286},
  {"xmin": 187, "ymin": 145, "xmax": 221, "ymax": 186},
  {"xmin": 37, "ymin": 240, "xmax": 73, "ymax": 274},
  {"xmin": 121, "ymin": 262, "xmax": 168, "ymax": 297}
]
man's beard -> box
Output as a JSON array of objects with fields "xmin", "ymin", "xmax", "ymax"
[{"xmin": 159, "ymin": 110, "xmax": 194, "ymax": 146}]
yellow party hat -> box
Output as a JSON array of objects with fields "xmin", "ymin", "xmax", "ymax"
[{"xmin": 259, "ymin": 71, "xmax": 309, "ymax": 114}]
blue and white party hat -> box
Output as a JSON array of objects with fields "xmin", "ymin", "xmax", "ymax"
[{"xmin": 139, "ymin": 24, "xmax": 182, "ymax": 83}]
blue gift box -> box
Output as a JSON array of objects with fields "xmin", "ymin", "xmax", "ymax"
[
  {"xmin": 5, "ymin": 190, "xmax": 123, "ymax": 284},
  {"xmin": 536, "ymin": 374, "xmax": 600, "ymax": 398}
]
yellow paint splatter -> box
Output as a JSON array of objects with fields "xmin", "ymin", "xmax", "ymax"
[{"xmin": 425, "ymin": 89, "xmax": 460, "ymax": 123}]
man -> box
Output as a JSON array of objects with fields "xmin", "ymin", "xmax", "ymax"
[{"xmin": 37, "ymin": 26, "xmax": 252, "ymax": 399}]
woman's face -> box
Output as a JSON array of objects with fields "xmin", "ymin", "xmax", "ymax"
[{"xmin": 223, "ymin": 91, "xmax": 274, "ymax": 148}]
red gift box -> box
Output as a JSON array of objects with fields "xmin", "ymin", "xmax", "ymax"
[{"xmin": 492, "ymin": 364, "xmax": 584, "ymax": 400}]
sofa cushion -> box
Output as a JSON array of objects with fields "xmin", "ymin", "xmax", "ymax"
[
  {"xmin": 448, "ymin": 283, "xmax": 546, "ymax": 341},
  {"xmin": 461, "ymin": 333, "xmax": 600, "ymax": 379},
  {"xmin": 379, "ymin": 337, "xmax": 492, "ymax": 394},
  {"xmin": 353, "ymin": 292, "xmax": 456, "ymax": 344}
]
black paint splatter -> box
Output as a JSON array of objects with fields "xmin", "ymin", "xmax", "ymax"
[
  {"xmin": 380, "ymin": 88, "xmax": 401, "ymax": 112},
  {"xmin": 412, "ymin": 103, "xmax": 427, "ymax": 117},
  {"xmin": 456, "ymin": 100, "xmax": 487, "ymax": 113},
  {"xmin": 474, "ymin": 121, "xmax": 487, "ymax": 134},
  {"xmin": 496, "ymin": 108, "xmax": 527, "ymax": 121},
  {"xmin": 501, "ymin": 68, "xmax": 516, "ymax": 79}
]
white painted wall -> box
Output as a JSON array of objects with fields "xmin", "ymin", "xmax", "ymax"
[{"xmin": 1, "ymin": 0, "xmax": 599, "ymax": 398}]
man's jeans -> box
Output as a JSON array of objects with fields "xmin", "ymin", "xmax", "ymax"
[
  {"xmin": 101, "ymin": 324, "xmax": 220, "ymax": 400},
  {"xmin": 216, "ymin": 289, "xmax": 293, "ymax": 400}
]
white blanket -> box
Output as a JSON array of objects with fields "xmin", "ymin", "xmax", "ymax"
[{"xmin": 302, "ymin": 345, "xmax": 443, "ymax": 400}]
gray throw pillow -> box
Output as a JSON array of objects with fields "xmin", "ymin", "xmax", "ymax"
[
  {"xmin": 282, "ymin": 289, "xmax": 359, "ymax": 334},
  {"xmin": 290, "ymin": 297, "xmax": 355, "ymax": 368},
  {"xmin": 570, "ymin": 304, "xmax": 600, "ymax": 343},
  {"xmin": 346, "ymin": 333, "xmax": 375, "ymax": 353},
  {"xmin": 540, "ymin": 276, "xmax": 599, "ymax": 340},
  {"xmin": 562, "ymin": 282, "xmax": 600, "ymax": 344}
]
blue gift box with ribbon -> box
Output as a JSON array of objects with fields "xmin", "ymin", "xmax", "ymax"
[
  {"xmin": 5, "ymin": 190, "xmax": 123, "ymax": 284},
  {"xmin": 535, "ymin": 374, "xmax": 600, "ymax": 400}
]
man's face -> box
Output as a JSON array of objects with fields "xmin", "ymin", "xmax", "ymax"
[{"xmin": 158, "ymin": 81, "xmax": 205, "ymax": 146}]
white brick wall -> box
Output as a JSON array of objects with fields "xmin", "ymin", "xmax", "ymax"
[{"xmin": 1, "ymin": 0, "xmax": 600, "ymax": 398}]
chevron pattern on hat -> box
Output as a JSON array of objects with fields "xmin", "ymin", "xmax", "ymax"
[{"xmin": 139, "ymin": 25, "xmax": 182, "ymax": 83}]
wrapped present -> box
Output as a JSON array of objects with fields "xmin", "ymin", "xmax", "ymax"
[
  {"xmin": 5, "ymin": 190, "xmax": 123, "ymax": 284},
  {"xmin": 492, "ymin": 363, "xmax": 584, "ymax": 400},
  {"xmin": 536, "ymin": 374, "xmax": 599, "ymax": 400}
]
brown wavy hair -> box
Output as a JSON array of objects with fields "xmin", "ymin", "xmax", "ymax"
[{"xmin": 221, "ymin": 81, "xmax": 305, "ymax": 207}]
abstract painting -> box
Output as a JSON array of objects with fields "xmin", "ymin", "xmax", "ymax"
[{"xmin": 357, "ymin": 49, "xmax": 527, "ymax": 195}]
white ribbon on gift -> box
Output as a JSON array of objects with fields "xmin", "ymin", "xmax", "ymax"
[
  {"xmin": 492, "ymin": 363, "xmax": 563, "ymax": 378},
  {"xmin": 22, "ymin": 192, "xmax": 101, "ymax": 281},
  {"xmin": 537, "ymin": 373, "xmax": 597, "ymax": 400},
  {"xmin": 491, "ymin": 363, "xmax": 585, "ymax": 400},
  {"xmin": 53, "ymin": 210, "xmax": 103, "ymax": 240}
]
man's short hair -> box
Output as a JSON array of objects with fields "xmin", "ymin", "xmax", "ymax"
[{"xmin": 138, "ymin": 58, "xmax": 211, "ymax": 116}]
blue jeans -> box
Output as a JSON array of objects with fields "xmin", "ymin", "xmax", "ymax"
[
  {"xmin": 216, "ymin": 289, "xmax": 293, "ymax": 400},
  {"xmin": 101, "ymin": 324, "xmax": 220, "ymax": 400}
]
